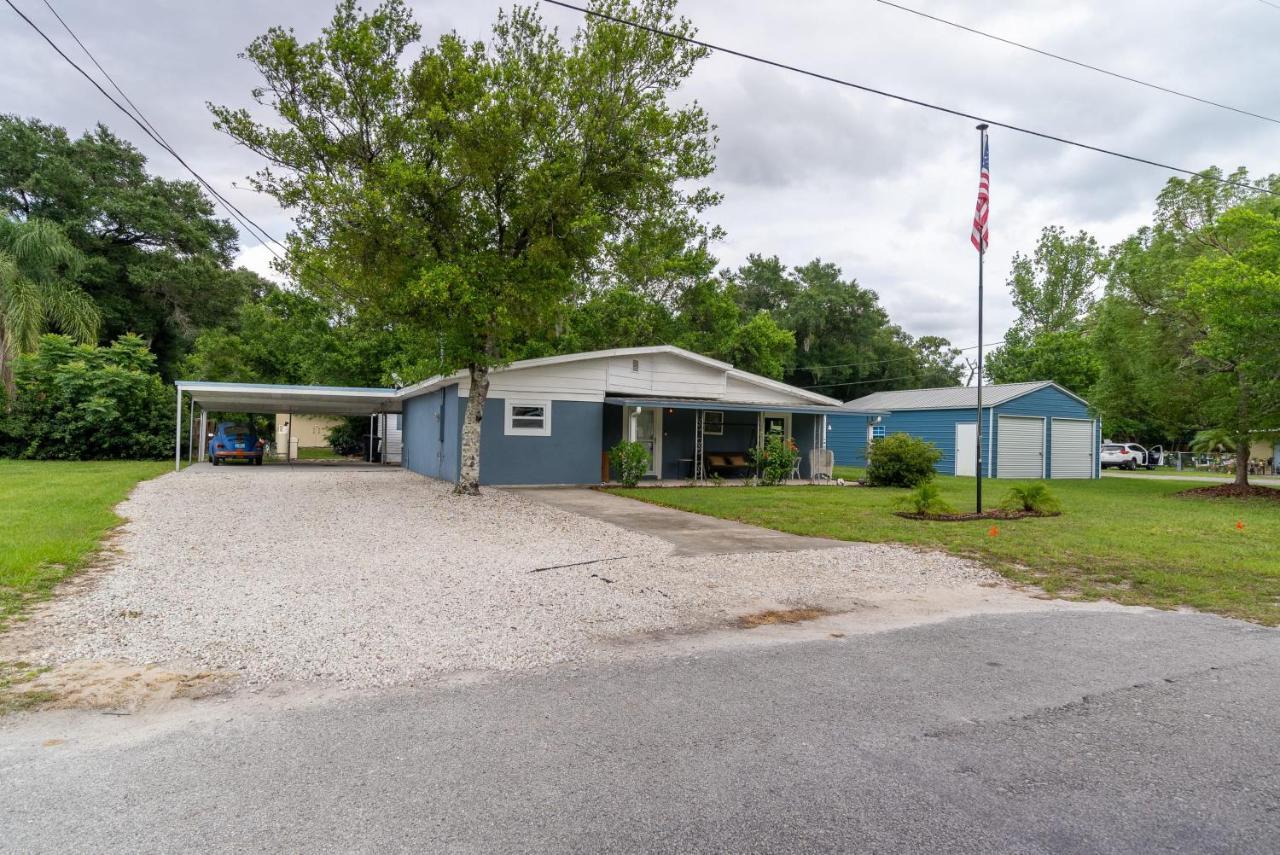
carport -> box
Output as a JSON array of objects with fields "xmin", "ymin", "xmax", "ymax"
[{"xmin": 173, "ymin": 381, "xmax": 401, "ymax": 469}]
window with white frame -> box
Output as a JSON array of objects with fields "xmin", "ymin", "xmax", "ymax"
[
  {"xmin": 504, "ymin": 399, "xmax": 552, "ymax": 436},
  {"xmin": 870, "ymin": 424, "xmax": 886, "ymax": 440},
  {"xmin": 702, "ymin": 411, "xmax": 724, "ymax": 436}
]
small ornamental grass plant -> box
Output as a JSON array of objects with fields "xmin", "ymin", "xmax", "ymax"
[
  {"xmin": 1000, "ymin": 483, "xmax": 1062, "ymax": 515},
  {"xmin": 895, "ymin": 481, "xmax": 956, "ymax": 516}
]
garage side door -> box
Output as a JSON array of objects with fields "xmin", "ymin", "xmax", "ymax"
[
  {"xmin": 996, "ymin": 415, "xmax": 1044, "ymax": 479},
  {"xmin": 1050, "ymin": 418, "xmax": 1093, "ymax": 478}
]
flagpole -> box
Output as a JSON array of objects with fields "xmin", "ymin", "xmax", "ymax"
[{"xmin": 975, "ymin": 123, "xmax": 988, "ymax": 515}]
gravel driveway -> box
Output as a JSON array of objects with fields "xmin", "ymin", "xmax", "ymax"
[{"xmin": 9, "ymin": 466, "xmax": 1032, "ymax": 688}]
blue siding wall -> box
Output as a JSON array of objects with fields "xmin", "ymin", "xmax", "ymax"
[
  {"xmin": 993, "ymin": 385, "xmax": 1093, "ymax": 479},
  {"xmin": 478, "ymin": 397, "xmax": 603, "ymax": 485},
  {"xmin": 881, "ymin": 407, "xmax": 992, "ymax": 477},
  {"xmin": 401, "ymin": 384, "xmax": 462, "ymax": 480},
  {"xmin": 827, "ymin": 414, "xmax": 870, "ymax": 468}
]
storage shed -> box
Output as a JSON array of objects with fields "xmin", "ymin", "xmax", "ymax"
[{"xmin": 827, "ymin": 381, "xmax": 1099, "ymax": 479}]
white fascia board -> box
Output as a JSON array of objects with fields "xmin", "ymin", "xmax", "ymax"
[{"xmin": 724, "ymin": 369, "xmax": 842, "ymax": 406}]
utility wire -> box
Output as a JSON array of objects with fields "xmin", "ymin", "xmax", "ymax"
[
  {"xmin": 1256, "ymin": 0, "xmax": 1280, "ymax": 11},
  {"xmin": 868, "ymin": 0, "xmax": 1280, "ymax": 126},
  {"xmin": 543, "ymin": 0, "xmax": 1280, "ymax": 198},
  {"xmin": 8, "ymin": 0, "xmax": 288, "ymax": 262}
]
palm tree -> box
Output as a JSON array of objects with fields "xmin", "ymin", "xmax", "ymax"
[{"xmin": 0, "ymin": 218, "xmax": 100, "ymax": 395}]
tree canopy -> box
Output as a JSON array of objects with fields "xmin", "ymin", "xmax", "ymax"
[{"xmin": 0, "ymin": 115, "xmax": 267, "ymax": 378}]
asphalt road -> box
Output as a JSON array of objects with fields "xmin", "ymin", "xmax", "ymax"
[{"xmin": 3, "ymin": 608, "xmax": 1278, "ymax": 854}]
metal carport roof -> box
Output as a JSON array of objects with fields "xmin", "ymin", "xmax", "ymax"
[{"xmin": 176, "ymin": 381, "xmax": 401, "ymax": 416}]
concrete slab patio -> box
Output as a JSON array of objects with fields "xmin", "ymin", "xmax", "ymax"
[{"xmin": 507, "ymin": 486, "xmax": 846, "ymax": 556}]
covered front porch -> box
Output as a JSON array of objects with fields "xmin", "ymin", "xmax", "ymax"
[{"xmin": 602, "ymin": 397, "xmax": 840, "ymax": 481}]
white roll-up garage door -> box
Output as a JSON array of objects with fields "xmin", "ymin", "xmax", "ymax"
[
  {"xmin": 1050, "ymin": 418, "xmax": 1093, "ymax": 478},
  {"xmin": 996, "ymin": 416, "xmax": 1044, "ymax": 479}
]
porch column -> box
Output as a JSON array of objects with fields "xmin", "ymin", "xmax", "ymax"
[{"xmin": 173, "ymin": 385, "xmax": 182, "ymax": 471}]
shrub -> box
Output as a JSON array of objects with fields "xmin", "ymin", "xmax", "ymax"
[
  {"xmin": 1000, "ymin": 483, "xmax": 1062, "ymax": 514},
  {"xmin": 751, "ymin": 433, "xmax": 800, "ymax": 486},
  {"xmin": 326, "ymin": 418, "xmax": 367, "ymax": 456},
  {"xmin": 895, "ymin": 481, "xmax": 955, "ymax": 515},
  {"xmin": 865, "ymin": 432, "xmax": 941, "ymax": 487},
  {"xmin": 0, "ymin": 334, "xmax": 173, "ymax": 460},
  {"xmin": 609, "ymin": 440, "xmax": 651, "ymax": 487}
]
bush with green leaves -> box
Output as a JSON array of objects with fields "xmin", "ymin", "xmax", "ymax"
[
  {"xmin": 751, "ymin": 432, "xmax": 801, "ymax": 486},
  {"xmin": 864, "ymin": 432, "xmax": 942, "ymax": 487},
  {"xmin": 895, "ymin": 481, "xmax": 956, "ymax": 515},
  {"xmin": 609, "ymin": 440, "xmax": 651, "ymax": 487},
  {"xmin": 326, "ymin": 417, "xmax": 367, "ymax": 456},
  {"xmin": 0, "ymin": 334, "xmax": 173, "ymax": 460},
  {"xmin": 1000, "ymin": 483, "xmax": 1062, "ymax": 514}
]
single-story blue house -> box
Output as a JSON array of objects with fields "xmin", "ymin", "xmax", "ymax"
[
  {"xmin": 397, "ymin": 346, "xmax": 845, "ymax": 484},
  {"xmin": 175, "ymin": 346, "xmax": 847, "ymax": 485},
  {"xmin": 827, "ymin": 381, "xmax": 1099, "ymax": 479}
]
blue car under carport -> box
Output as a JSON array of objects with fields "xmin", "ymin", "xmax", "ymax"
[{"xmin": 208, "ymin": 422, "xmax": 265, "ymax": 465}]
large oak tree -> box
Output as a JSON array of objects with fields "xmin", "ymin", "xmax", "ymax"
[{"xmin": 212, "ymin": 0, "xmax": 718, "ymax": 493}]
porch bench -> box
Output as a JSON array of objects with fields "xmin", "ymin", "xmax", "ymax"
[{"xmin": 704, "ymin": 452, "xmax": 753, "ymax": 477}]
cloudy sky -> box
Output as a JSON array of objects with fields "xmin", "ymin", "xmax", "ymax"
[{"xmin": 4, "ymin": 0, "xmax": 1278, "ymax": 357}]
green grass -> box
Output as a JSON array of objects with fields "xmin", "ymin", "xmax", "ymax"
[
  {"xmin": 0, "ymin": 460, "xmax": 169, "ymax": 628},
  {"xmin": 295, "ymin": 446, "xmax": 344, "ymax": 460},
  {"xmin": 609, "ymin": 476, "xmax": 1280, "ymax": 625}
]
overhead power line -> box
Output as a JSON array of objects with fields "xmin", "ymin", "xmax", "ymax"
[
  {"xmin": 1256, "ymin": 0, "xmax": 1280, "ymax": 11},
  {"xmin": 543, "ymin": 0, "xmax": 1280, "ymax": 199},
  {"xmin": 7, "ymin": 0, "xmax": 288, "ymax": 263},
  {"xmin": 868, "ymin": 0, "xmax": 1280, "ymax": 127}
]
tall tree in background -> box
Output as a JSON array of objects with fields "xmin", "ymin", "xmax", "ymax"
[
  {"xmin": 0, "ymin": 116, "xmax": 262, "ymax": 378},
  {"xmin": 0, "ymin": 218, "xmax": 99, "ymax": 394},
  {"xmin": 985, "ymin": 225, "xmax": 1103, "ymax": 395},
  {"xmin": 1093, "ymin": 168, "xmax": 1280, "ymax": 483},
  {"xmin": 213, "ymin": 0, "xmax": 719, "ymax": 494}
]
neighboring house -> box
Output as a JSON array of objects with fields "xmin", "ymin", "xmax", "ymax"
[
  {"xmin": 828, "ymin": 381, "xmax": 1099, "ymax": 479},
  {"xmin": 176, "ymin": 348, "xmax": 841, "ymax": 482},
  {"xmin": 275, "ymin": 413, "xmax": 343, "ymax": 453},
  {"xmin": 397, "ymin": 346, "xmax": 843, "ymax": 485}
]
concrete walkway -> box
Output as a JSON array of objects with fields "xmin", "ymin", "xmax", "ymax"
[{"xmin": 507, "ymin": 487, "xmax": 846, "ymax": 556}]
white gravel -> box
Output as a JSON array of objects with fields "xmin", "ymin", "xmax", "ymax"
[{"xmin": 15, "ymin": 466, "xmax": 1008, "ymax": 687}]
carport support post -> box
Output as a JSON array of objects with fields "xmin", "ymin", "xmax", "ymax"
[
  {"xmin": 199, "ymin": 409, "xmax": 207, "ymax": 462},
  {"xmin": 173, "ymin": 385, "xmax": 182, "ymax": 471},
  {"xmin": 186, "ymin": 396, "xmax": 194, "ymax": 463}
]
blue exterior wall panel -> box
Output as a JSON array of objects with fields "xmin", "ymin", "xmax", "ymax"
[
  {"xmin": 880, "ymin": 407, "xmax": 992, "ymax": 477},
  {"xmin": 478, "ymin": 397, "xmax": 603, "ymax": 485},
  {"xmin": 401, "ymin": 384, "xmax": 462, "ymax": 480},
  {"xmin": 827, "ymin": 413, "xmax": 876, "ymax": 468}
]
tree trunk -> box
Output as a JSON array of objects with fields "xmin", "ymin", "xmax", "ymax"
[
  {"xmin": 454, "ymin": 363, "xmax": 490, "ymax": 496},
  {"xmin": 1236, "ymin": 431, "xmax": 1251, "ymax": 486},
  {"xmin": 1235, "ymin": 374, "xmax": 1250, "ymax": 487},
  {"xmin": 0, "ymin": 329, "xmax": 13, "ymax": 402}
]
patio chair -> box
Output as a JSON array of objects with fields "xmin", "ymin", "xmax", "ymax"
[{"xmin": 809, "ymin": 448, "xmax": 835, "ymax": 482}]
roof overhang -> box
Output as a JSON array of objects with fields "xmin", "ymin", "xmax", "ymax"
[
  {"xmin": 175, "ymin": 381, "xmax": 401, "ymax": 415},
  {"xmin": 604, "ymin": 396, "xmax": 848, "ymax": 416}
]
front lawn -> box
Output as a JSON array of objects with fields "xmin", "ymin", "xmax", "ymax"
[
  {"xmin": 609, "ymin": 476, "xmax": 1280, "ymax": 625},
  {"xmin": 0, "ymin": 460, "xmax": 169, "ymax": 628}
]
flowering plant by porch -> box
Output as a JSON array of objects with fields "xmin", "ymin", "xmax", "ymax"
[{"xmin": 752, "ymin": 434, "xmax": 800, "ymax": 486}]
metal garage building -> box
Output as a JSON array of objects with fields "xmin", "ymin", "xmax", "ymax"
[{"xmin": 827, "ymin": 381, "xmax": 1099, "ymax": 479}]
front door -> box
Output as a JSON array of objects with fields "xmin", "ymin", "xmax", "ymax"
[{"xmin": 629, "ymin": 407, "xmax": 662, "ymax": 477}]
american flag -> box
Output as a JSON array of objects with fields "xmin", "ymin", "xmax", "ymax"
[{"xmin": 971, "ymin": 135, "xmax": 990, "ymax": 253}]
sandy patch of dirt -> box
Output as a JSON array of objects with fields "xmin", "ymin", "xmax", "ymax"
[{"xmin": 3, "ymin": 660, "xmax": 229, "ymax": 713}]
